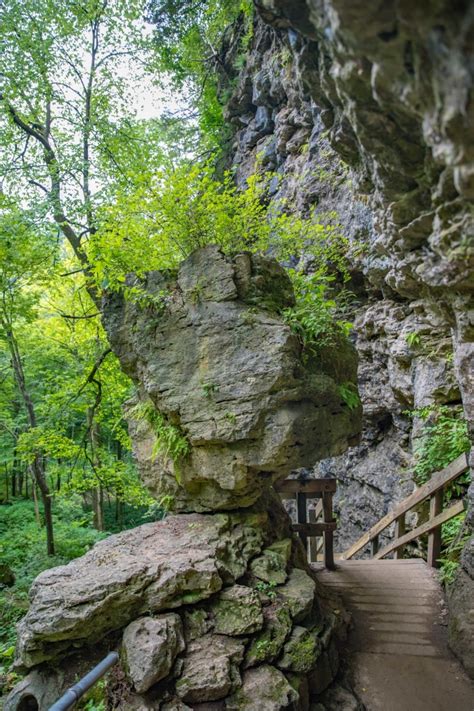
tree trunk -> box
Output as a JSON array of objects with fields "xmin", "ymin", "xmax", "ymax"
[
  {"xmin": 4, "ymin": 466, "xmax": 9, "ymax": 502},
  {"xmin": 11, "ymin": 466, "xmax": 16, "ymax": 497},
  {"xmin": 3, "ymin": 322, "xmax": 55, "ymax": 554},
  {"xmin": 88, "ymin": 406, "xmax": 104, "ymax": 532},
  {"xmin": 32, "ymin": 478, "xmax": 41, "ymax": 526}
]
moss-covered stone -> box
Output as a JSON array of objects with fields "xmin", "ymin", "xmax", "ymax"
[
  {"xmin": 182, "ymin": 608, "xmax": 210, "ymax": 643},
  {"xmin": 244, "ymin": 602, "xmax": 292, "ymax": 667},
  {"xmin": 175, "ymin": 634, "xmax": 244, "ymax": 704},
  {"xmin": 210, "ymin": 584, "xmax": 264, "ymax": 636},
  {"xmin": 277, "ymin": 625, "xmax": 322, "ymax": 674},
  {"xmin": 226, "ymin": 665, "xmax": 299, "ymax": 711},
  {"xmin": 249, "ymin": 543, "xmax": 290, "ymax": 585},
  {"xmin": 278, "ymin": 568, "xmax": 316, "ymax": 622}
]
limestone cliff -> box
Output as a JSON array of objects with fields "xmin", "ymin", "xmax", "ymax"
[
  {"xmin": 5, "ymin": 248, "xmax": 361, "ymax": 711},
  {"xmin": 222, "ymin": 0, "xmax": 473, "ymax": 673}
]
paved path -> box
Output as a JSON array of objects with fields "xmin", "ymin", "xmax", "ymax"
[{"xmin": 315, "ymin": 559, "xmax": 474, "ymax": 711}]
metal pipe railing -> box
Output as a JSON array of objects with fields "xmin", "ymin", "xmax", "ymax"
[{"xmin": 48, "ymin": 651, "xmax": 119, "ymax": 711}]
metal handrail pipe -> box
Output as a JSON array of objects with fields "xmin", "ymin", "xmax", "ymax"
[{"xmin": 48, "ymin": 651, "xmax": 119, "ymax": 710}]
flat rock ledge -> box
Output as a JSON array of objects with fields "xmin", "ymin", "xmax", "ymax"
[{"xmin": 5, "ymin": 511, "xmax": 349, "ymax": 711}]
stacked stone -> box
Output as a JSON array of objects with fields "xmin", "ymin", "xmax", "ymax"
[{"xmin": 6, "ymin": 247, "xmax": 360, "ymax": 710}]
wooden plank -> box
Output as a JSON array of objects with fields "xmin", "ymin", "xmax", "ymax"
[
  {"xmin": 275, "ymin": 479, "xmax": 337, "ymax": 495},
  {"xmin": 394, "ymin": 514, "xmax": 406, "ymax": 560},
  {"xmin": 371, "ymin": 535, "xmax": 379, "ymax": 557},
  {"xmin": 341, "ymin": 453, "xmax": 469, "ymax": 560},
  {"xmin": 308, "ymin": 500, "xmax": 323, "ymax": 563},
  {"xmin": 427, "ymin": 490, "xmax": 443, "ymax": 568},
  {"xmin": 296, "ymin": 492, "xmax": 308, "ymax": 550},
  {"xmin": 292, "ymin": 521, "xmax": 337, "ymax": 535},
  {"xmin": 374, "ymin": 500, "xmax": 465, "ymax": 560},
  {"xmin": 322, "ymin": 491, "xmax": 335, "ymax": 570}
]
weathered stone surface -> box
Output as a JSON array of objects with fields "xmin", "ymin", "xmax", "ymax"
[
  {"xmin": 210, "ymin": 584, "xmax": 264, "ymax": 636},
  {"xmin": 182, "ymin": 608, "xmax": 211, "ymax": 643},
  {"xmin": 175, "ymin": 634, "xmax": 244, "ymax": 703},
  {"xmin": 278, "ymin": 625, "xmax": 321, "ymax": 674},
  {"xmin": 227, "ymin": 665, "xmax": 299, "ymax": 710},
  {"xmin": 317, "ymin": 684, "xmax": 365, "ymax": 711},
  {"xmin": 307, "ymin": 652, "xmax": 336, "ymax": 697},
  {"xmin": 447, "ymin": 552, "xmax": 474, "ymax": 677},
  {"xmin": 103, "ymin": 245, "xmax": 360, "ymax": 513},
  {"xmin": 245, "ymin": 601, "xmax": 292, "ymax": 667},
  {"xmin": 15, "ymin": 512, "xmax": 266, "ymax": 668},
  {"xmin": 278, "ymin": 568, "xmax": 316, "ymax": 622},
  {"xmin": 122, "ymin": 614, "xmax": 185, "ymax": 693},
  {"xmin": 222, "ymin": 0, "xmax": 473, "ymax": 674},
  {"xmin": 161, "ymin": 701, "xmax": 192, "ymax": 711},
  {"xmin": 3, "ymin": 669, "xmax": 64, "ymax": 711},
  {"xmin": 250, "ymin": 540, "xmax": 291, "ymax": 585}
]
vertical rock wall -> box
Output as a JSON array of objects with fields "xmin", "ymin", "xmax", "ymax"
[{"xmin": 222, "ymin": 0, "xmax": 473, "ymax": 673}]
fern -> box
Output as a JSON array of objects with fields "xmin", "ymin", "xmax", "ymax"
[
  {"xmin": 129, "ymin": 401, "xmax": 190, "ymax": 464},
  {"xmin": 339, "ymin": 382, "xmax": 361, "ymax": 410}
]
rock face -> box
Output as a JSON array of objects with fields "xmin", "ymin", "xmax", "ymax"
[
  {"xmin": 6, "ymin": 246, "xmax": 361, "ymax": 710},
  {"xmin": 122, "ymin": 615, "xmax": 185, "ymax": 694},
  {"xmin": 103, "ymin": 245, "xmax": 360, "ymax": 512},
  {"xmin": 15, "ymin": 513, "xmax": 262, "ymax": 669},
  {"xmin": 220, "ymin": 0, "xmax": 473, "ymax": 672},
  {"xmin": 6, "ymin": 509, "xmax": 350, "ymax": 711}
]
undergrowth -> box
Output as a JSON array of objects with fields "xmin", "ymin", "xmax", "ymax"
[{"xmin": 406, "ymin": 405, "xmax": 470, "ymax": 585}]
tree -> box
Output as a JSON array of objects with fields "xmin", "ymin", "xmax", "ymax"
[
  {"xmin": 0, "ymin": 206, "xmax": 58, "ymax": 553},
  {"xmin": 0, "ymin": 0, "xmax": 164, "ymax": 303}
]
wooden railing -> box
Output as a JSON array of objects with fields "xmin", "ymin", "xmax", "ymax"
[
  {"xmin": 275, "ymin": 477, "xmax": 337, "ymax": 569},
  {"xmin": 341, "ymin": 453, "xmax": 470, "ymax": 567}
]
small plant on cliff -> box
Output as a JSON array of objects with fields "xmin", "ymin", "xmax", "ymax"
[
  {"xmin": 339, "ymin": 382, "xmax": 361, "ymax": 410},
  {"xmin": 255, "ymin": 580, "xmax": 278, "ymax": 600},
  {"xmin": 409, "ymin": 405, "xmax": 470, "ymax": 486},
  {"xmin": 406, "ymin": 331, "xmax": 421, "ymax": 348},
  {"xmin": 129, "ymin": 401, "xmax": 190, "ymax": 463},
  {"xmin": 438, "ymin": 513, "xmax": 470, "ymax": 586},
  {"xmin": 282, "ymin": 271, "xmax": 353, "ymax": 356}
]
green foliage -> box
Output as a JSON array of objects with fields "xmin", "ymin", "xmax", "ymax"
[
  {"xmin": 405, "ymin": 405, "xmax": 470, "ymax": 585},
  {"xmin": 146, "ymin": 0, "xmax": 253, "ymax": 149},
  {"xmin": 410, "ymin": 405, "xmax": 470, "ymax": 485},
  {"xmin": 405, "ymin": 332, "xmax": 421, "ymax": 348},
  {"xmin": 129, "ymin": 400, "xmax": 190, "ymax": 463},
  {"xmin": 0, "ymin": 498, "xmax": 106, "ymax": 673},
  {"xmin": 438, "ymin": 513, "xmax": 469, "ymax": 586},
  {"xmin": 202, "ymin": 382, "xmax": 219, "ymax": 398},
  {"xmin": 255, "ymin": 580, "xmax": 278, "ymax": 600},
  {"xmin": 338, "ymin": 382, "xmax": 361, "ymax": 410},
  {"xmin": 283, "ymin": 272, "xmax": 353, "ymax": 357}
]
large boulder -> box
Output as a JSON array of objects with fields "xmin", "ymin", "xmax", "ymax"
[
  {"xmin": 14, "ymin": 512, "xmax": 267, "ymax": 669},
  {"xmin": 103, "ymin": 245, "xmax": 360, "ymax": 512}
]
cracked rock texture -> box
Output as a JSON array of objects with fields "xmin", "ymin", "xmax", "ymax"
[
  {"xmin": 103, "ymin": 245, "xmax": 360, "ymax": 513},
  {"xmin": 221, "ymin": 0, "xmax": 473, "ymax": 675},
  {"xmin": 6, "ymin": 508, "xmax": 351, "ymax": 711},
  {"xmin": 6, "ymin": 247, "xmax": 361, "ymax": 710}
]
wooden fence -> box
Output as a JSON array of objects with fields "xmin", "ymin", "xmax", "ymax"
[
  {"xmin": 275, "ymin": 477, "xmax": 337, "ymax": 569},
  {"xmin": 341, "ymin": 452, "xmax": 470, "ymax": 566}
]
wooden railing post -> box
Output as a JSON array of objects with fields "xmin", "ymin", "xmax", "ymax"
[
  {"xmin": 296, "ymin": 491, "xmax": 308, "ymax": 553},
  {"xmin": 322, "ymin": 491, "xmax": 335, "ymax": 570},
  {"xmin": 394, "ymin": 514, "xmax": 406, "ymax": 559},
  {"xmin": 371, "ymin": 535, "xmax": 379, "ymax": 557},
  {"xmin": 428, "ymin": 488, "xmax": 443, "ymax": 567},
  {"xmin": 308, "ymin": 503, "xmax": 317, "ymax": 563}
]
